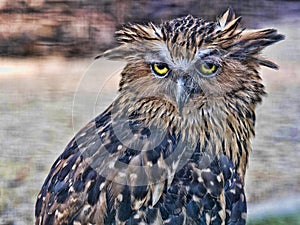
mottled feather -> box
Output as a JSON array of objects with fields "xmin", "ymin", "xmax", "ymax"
[{"xmin": 36, "ymin": 8, "xmax": 283, "ymax": 225}]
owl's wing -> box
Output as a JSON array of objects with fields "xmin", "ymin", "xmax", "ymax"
[
  {"xmin": 34, "ymin": 113, "xmax": 111, "ymax": 224},
  {"xmin": 35, "ymin": 105, "xmax": 247, "ymax": 225},
  {"xmin": 221, "ymin": 154, "xmax": 247, "ymax": 225},
  {"xmin": 35, "ymin": 106, "xmax": 183, "ymax": 225},
  {"xmin": 154, "ymin": 152, "xmax": 247, "ymax": 225}
]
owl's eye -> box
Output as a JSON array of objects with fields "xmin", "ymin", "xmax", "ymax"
[
  {"xmin": 151, "ymin": 63, "xmax": 170, "ymax": 78},
  {"xmin": 197, "ymin": 62, "xmax": 219, "ymax": 77}
]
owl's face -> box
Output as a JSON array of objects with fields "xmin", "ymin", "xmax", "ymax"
[{"xmin": 103, "ymin": 10, "xmax": 283, "ymax": 114}]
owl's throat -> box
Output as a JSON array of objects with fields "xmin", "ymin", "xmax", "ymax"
[
  {"xmin": 178, "ymin": 100, "xmax": 255, "ymax": 181},
  {"xmin": 118, "ymin": 91, "xmax": 255, "ymax": 180}
]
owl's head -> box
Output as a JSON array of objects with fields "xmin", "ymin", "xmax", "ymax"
[{"xmin": 101, "ymin": 8, "xmax": 284, "ymax": 114}]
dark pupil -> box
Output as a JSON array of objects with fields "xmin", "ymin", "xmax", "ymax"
[
  {"xmin": 204, "ymin": 62, "xmax": 214, "ymax": 69},
  {"xmin": 157, "ymin": 63, "xmax": 166, "ymax": 70}
]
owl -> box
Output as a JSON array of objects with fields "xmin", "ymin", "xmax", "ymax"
[{"xmin": 35, "ymin": 8, "xmax": 284, "ymax": 225}]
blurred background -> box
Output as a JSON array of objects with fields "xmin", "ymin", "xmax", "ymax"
[{"xmin": 0, "ymin": 0, "xmax": 299, "ymax": 224}]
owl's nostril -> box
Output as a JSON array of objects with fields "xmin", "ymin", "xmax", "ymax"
[{"xmin": 176, "ymin": 75, "xmax": 200, "ymax": 94}]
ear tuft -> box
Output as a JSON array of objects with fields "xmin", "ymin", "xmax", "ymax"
[
  {"xmin": 95, "ymin": 23, "xmax": 164, "ymax": 61},
  {"xmin": 218, "ymin": 7, "xmax": 236, "ymax": 29},
  {"xmin": 254, "ymin": 58, "xmax": 280, "ymax": 70},
  {"xmin": 237, "ymin": 29, "xmax": 284, "ymax": 55},
  {"xmin": 226, "ymin": 28, "xmax": 285, "ymax": 69},
  {"xmin": 115, "ymin": 23, "xmax": 162, "ymax": 43},
  {"xmin": 215, "ymin": 7, "xmax": 241, "ymax": 41}
]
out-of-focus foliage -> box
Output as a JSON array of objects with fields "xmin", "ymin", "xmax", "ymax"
[
  {"xmin": 248, "ymin": 214, "xmax": 300, "ymax": 225},
  {"xmin": 0, "ymin": 0, "xmax": 293, "ymax": 57}
]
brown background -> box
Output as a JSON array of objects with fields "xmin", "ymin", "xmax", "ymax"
[{"xmin": 0, "ymin": 0, "xmax": 299, "ymax": 224}]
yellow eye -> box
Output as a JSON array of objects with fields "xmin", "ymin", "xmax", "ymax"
[
  {"xmin": 197, "ymin": 62, "xmax": 218, "ymax": 77},
  {"xmin": 151, "ymin": 63, "xmax": 170, "ymax": 77}
]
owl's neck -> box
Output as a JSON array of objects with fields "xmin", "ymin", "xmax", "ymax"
[
  {"xmin": 115, "ymin": 93, "xmax": 257, "ymax": 180},
  {"xmin": 179, "ymin": 97, "xmax": 256, "ymax": 180}
]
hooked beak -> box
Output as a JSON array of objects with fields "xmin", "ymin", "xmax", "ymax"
[
  {"xmin": 175, "ymin": 76, "xmax": 199, "ymax": 114},
  {"xmin": 176, "ymin": 77, "xmax": 190, "ymax": 114}
]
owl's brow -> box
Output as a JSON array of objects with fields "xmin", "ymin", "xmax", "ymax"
[{"xmin": 197, "ymin": 48, "xmax": 220, "ymax": 59}]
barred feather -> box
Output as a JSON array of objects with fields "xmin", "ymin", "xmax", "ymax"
[{"xmin": 36, "ymin": 8, "xmax": 283, "ymax": 225}]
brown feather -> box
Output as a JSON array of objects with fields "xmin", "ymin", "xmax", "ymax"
[{"xmin": 35, "ymin": 9, "xmax": 284, "ymax": 225}]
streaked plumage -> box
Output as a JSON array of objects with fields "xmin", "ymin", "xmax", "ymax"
[{"xmin": 35, "ymin": 8, "xmax": 284, "ymax": 225}]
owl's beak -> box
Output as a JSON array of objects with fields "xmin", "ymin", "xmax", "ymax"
[{"xmin": 175, "ymin": 76, "xmax": 194, "ymax": 114}]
